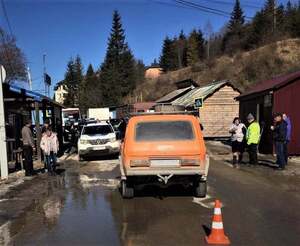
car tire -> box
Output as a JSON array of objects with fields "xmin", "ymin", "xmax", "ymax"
[
  {"xmin": 79, "ymin": 155, "xmax": 84, "ymax": 162},
  {"xmin": 121, "ymin": 180, "xmax": 134, "ymax": 199},
  {"xmin": 195, "ymin": 181, "xmax": 207, "ymax": 198}
]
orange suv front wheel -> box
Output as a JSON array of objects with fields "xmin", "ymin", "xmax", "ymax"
[{"xmin": 121, "ymin": 180, "xmax": 134, "ymax": 198}]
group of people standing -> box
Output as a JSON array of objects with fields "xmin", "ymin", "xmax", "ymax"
[
  {"xmin": 229, "ymin": 112, "xmax": 291, "ymax": 170},
  {"xmin": 21, "ymin": 120, "xmax": 59, "ymax": 177}
]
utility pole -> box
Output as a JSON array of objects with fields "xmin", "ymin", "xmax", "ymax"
[
  {"xmin": 0, "ymin": 65, "xmax": 8, "ymax": 179},
  {"xmin": 207, "ymin": 38, "xmax": 210, "ymax": 60},
  {"xmin": 43, "ymin": 54, "xmax": 47, "ymax": 96},
  {"xmin": 204, "ymin": 21, "xmax": 213, "ymax": 60},
  {"xmin": 273, "ymin": 0, "xmax": 277, "ymax": 33},
  {"xmin": 27, "ymin": 67, "xmax": 32, "ymax": 91}
]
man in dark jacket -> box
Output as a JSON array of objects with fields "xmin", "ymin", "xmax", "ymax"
[
  {"xmin": 21, "ymin": 120, "xmax": 36, "ymax": 176},
  {"xmin": 283, "ymin": 113, "xmax": 292, "ymax": 164},
  {"xmin": 271, "ymin": 113, "xmax": 287, "ymax": 170}
]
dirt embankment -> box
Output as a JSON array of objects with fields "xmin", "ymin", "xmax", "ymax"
[{"xmin": 136, "ymin": 39, "xmax": 300, "ymax": 101}]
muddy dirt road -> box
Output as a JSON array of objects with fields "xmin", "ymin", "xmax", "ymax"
[{"xmin": 1, "ymin": 155, "xmax": 300, "ymax": 245}]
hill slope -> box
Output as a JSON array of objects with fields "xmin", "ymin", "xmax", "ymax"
[{"xmin": 135, "ymin": 39, "xmax": 300, "ymax": 101}]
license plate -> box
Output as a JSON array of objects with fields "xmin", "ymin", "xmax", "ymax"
[
  {"xmin": 93, "ymin": 146, "xmax": 106, "ymax": 150},
  {"xmin": 150, "ymin": 159, "xmax": 180, "ymax": 167}
]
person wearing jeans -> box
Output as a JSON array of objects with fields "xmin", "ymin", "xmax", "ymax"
[
  {"xmin": 40, "ymin": 127, "xmax": 59, "ymax": 176},
  {"xmin": 283, "ymin": 113, "xmax": 292, "ymax": 164},
  {"xmin": 271, "ymin": 113, "xmax": 287, "ymax": 170}
]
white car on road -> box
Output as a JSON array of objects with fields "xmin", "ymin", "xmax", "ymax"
[{"xmin": 78, "ymin": 122, "xmax": 120, "ymax": 160}]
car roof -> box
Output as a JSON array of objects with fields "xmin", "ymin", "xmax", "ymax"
[
  {"xmin": 85, "ymin": 122, "xmax": 111, "ymax": 127},
  {"xmin": 130, "ymin": 114, "xmax": 196, "ymax": 122}
]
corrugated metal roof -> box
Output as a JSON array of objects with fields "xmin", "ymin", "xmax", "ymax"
[
  {"xmin": 238, "ymin": 70, "xmax": 300, "ymax": 99},
  {"xmin": 171, "ymin": 80, "xmax": 228, "ymax": 107},
  {"xmin": 156, "ymin": 86, "xmax": 193, "ymax": 103},
  {"xmin": 8, "ymin": 84, "xmax": 64, "ymax": 107},
  {"xmin": 133, "ymin": 102, "xmax": 156, "ymax": 110}
]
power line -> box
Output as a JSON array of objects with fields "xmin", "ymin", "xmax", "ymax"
[
  {"xmin": 149, "ymin": 0, "xmax": 196, "ymax": 10},
  {"xmin": 1, "ymin": 0, "xmax": 14, "ymax": 36},
  {"xmin": 173, "ymin": 0, "xmax": 253, "ymax": 20},
  {"xmin": 174, "ymin": 0, "xmax": 231, "ymax": 17},
  {"xmin": 200, "ymin": 0, "xmax": 261, "ymax": 9}
]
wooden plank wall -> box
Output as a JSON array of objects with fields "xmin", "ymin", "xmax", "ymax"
[{"xmin": 199, "ymin": 85, "xmax": 240, "ymax": 138}]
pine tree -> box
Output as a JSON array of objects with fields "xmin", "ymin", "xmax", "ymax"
[
  {"xmin": 222, "ymin": 0, "xmax": 245, "ymax": 53},
  {"xmin": 151, "ymin": 58, "xmax": 159, "ymax": 67},
  {"xmin": 261, "ymin": 0, "xmax": 277, "ymax": 40},
  {"xmin": 228, "ymin": 0, "xmax": 245, "ymax": 31},
  {"xmin": 84, "ymin": 64, "xmax": 104, "ymax": 111},
  {"xmin": 285, "ymin": 1, "xmax": 300, "ymax": 37},
  {"xmin": 159, "ymin": 36, "xmax": 177, "ymax": 71},
  {"xmin": 175, "ymin": 30, "xmax": 188, "ymax": 68},
  {"xmin": 100, "ymin": 10, "xmax": 136, "ymax": 106},
  {"xmin": 63, "ymin": 56, "xmax": 84, "ymax": 107},
  {"xmin": 79, "ymin": 64, "xmax": 95, "ymax": 113},
  {"xmin": 135, "ymin": 59, "xmax": 146, "ymax": 84},
  {"xmin": 245, "ymin": 11, "xmax": 266, "ymax": 49},
  {"xmin": 63, "ymin": 58, "xmax": 77, "ymax": 107},
  {"xmin": 186, "ymin": 29, "xmax": 205, "ymax": 66}
]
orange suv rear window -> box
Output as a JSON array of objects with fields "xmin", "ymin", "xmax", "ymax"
[{"xmin": 135, "ymin": 121, "xmax": 194, "ymax": 142}]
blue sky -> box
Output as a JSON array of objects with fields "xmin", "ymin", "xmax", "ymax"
[{"xmin": 0, "ymin": 0, "xmax": 294, "ymax": 94}]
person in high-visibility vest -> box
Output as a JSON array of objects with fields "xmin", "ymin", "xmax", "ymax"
[{"xmin": 246, "ymin": 113, "xmax": 260, "ymax": 166}]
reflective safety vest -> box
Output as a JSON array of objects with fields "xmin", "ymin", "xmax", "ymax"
[{"xmin": 246, "ymin": 121, "xmax": 261, "ymax": 145}]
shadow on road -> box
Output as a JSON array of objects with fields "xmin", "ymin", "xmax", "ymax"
[
  {"xmin": 123, "ymin": 184, "xmax": 195, "ymax": 199},
  {"xmin": 82, "ymin": 154, "xmax": 119, "ymax": 162},
  {"xmin": 202, "ymin": 225, "xmax": 211, "ymax": 236}
]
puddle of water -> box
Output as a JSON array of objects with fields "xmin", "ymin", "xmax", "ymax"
[
  {"xmin": 2, "ymin": 159, "xmax": 209, "ymax": 246},
  {"xmin": 5, "ymin": 179, "xmax": 121, "ymax": 245}
]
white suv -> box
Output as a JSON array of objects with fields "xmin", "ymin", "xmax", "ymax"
[{"xmin": 78, "ymin": 122, "xmax": 120, "ymax": 160}]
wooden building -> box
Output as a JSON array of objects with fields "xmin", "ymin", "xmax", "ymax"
[
  {"xmin": 116, "ymin": 102, "xmax": 156, "ymax": 119},
  {"xmin": 171, "ymin": 80, "xmax": 240, "ymax": 138},
  {"xmin": 145, "ymin": 66, "xmax": 163, "ymax": 79},
  {"xmin": 237, "ymin": 71, "xmax": 300, "ymax": 155}
]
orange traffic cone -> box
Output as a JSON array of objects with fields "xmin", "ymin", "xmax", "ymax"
[{"xmin": 205, "ymin": 200, "xmax": 230, "ymax": 245}]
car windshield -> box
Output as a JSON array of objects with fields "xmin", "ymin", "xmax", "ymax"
[
  {"xmin": 135, "ymin": 121, "xmax": 194, "ymax": 141},
  {"xmin": 82, "ymin": 125, "xmax": 113, "ymax": 135}
]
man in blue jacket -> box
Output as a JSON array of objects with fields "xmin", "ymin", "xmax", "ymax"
[
  {"xmin": 271, "ymin": 113, "xmax": 288, "ymax": 170},
  {"xmin": 283, "ymin": 113, "xmax": 292, "ymax": 164}
]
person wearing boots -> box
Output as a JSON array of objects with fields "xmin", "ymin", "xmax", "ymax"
[{"xmin": 229, "ymin": 117, "xmax": 246, "ymax": 168}]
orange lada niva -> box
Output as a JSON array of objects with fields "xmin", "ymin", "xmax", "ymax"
[{"xmin": 120, "ymin": 113, "xmax": 210, "ymax": 198}]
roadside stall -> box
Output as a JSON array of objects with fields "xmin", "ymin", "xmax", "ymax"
[{"xmin": 3, "ymin": 83, "xmax": 64, "ymax": 172}]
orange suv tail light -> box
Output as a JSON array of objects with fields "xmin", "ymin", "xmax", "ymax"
[
  {"xmin": 181, "ymin": 159, "xmax": 201, "ymax": 166},
  {"xmin": 130, "ymin": 159, "xmax": 150, "ymax": 167}
]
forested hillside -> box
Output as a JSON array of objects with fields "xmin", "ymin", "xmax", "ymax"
[{"xmin": 135, "ymin": 38, "xmax": 300, "ymax": 101}]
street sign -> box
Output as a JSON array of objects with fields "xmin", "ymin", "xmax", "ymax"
[{"xmin": 194, "ymin": 97, "xmax": 204, "ymax": 109}]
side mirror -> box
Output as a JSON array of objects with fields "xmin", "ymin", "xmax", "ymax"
[{"xmin": 200, "ymin": 124, "xmax": 204, "ymax": 131}]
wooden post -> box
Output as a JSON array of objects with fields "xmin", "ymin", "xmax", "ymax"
[
  {"xmin": 51, "ymin": 106, "xmax": 55, "ymax": 131},
  {"xmin": 34, "ymin": 101, "xmax": 41, "ymax": 162},
  {"xmin": 42, "ymin": 101, "xmax": 47, "ymax": 123}
]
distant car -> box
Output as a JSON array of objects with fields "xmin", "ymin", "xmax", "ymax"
[
  {"xmin": 78, "ymin": 122, "xmax": 120, "ymax": 160},
  {"xmin": 120, "ymin": 113, "xmax": 210, "ymax": 198}
]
